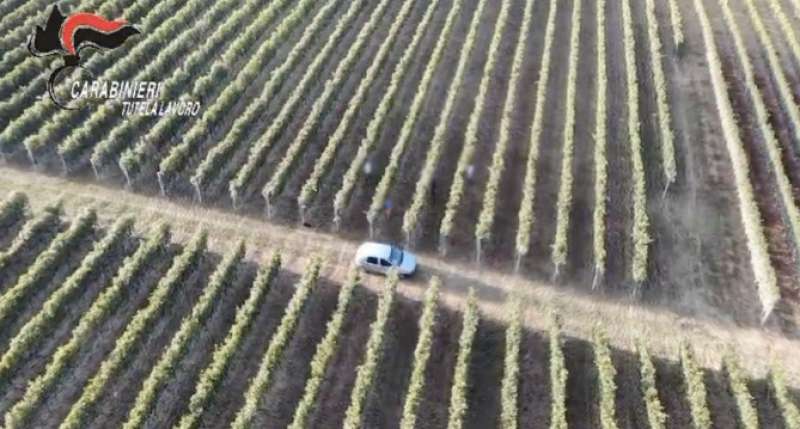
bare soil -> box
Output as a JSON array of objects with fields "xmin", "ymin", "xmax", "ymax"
[
  {"xmin": 206, "ymin": 0, "xmax": 389, "ymax": 207},
  {"xmin": 195, "ymin": 269, "xmax": 300, "ymax": 429},
  {"xmin": 303, "ymin": 284, "xmax": 376, "ymax": 428},
  {"xmin": 140, "ymin": 258, "xmax": 254, "ymax": 429},
  {"xmin": 86, "ymin": 253, "xmax": 232, "ymax": 428},
  {"xmin": 612, "ymin": 350, "xmax": 649, "ymax": 429},
  {"xmin": 0, "ymin": 242, "xmax": 176, "ymax": 421},
  {"xmin": 0, "ymin": 228, "xmax": 98, "ymax": 349},
  {"xmin": 373, "ymin": 0, "xmax": 499, "ymax": 249},
  {"xmin": 0, "ymin": 185, "xmax": 798, "ymax": 427},
  {"xmin": 4, "ymin": 0, "xmax": 800, "ymax": 423},
  {"xmin": 250, "ymin": 279, "xmax": 342, "ymax": 428},
  {"xmin": 415, "ymin": 302, "xmax": 462, "ymax": 429},
  {"xmin": 463, "ymin": 317, "xmax": 505, "ymax": 428},
  {"xmin": 600, "ymin": 0, "xmax": 633, "ymax": 291},
  {"xmin": 335, "ymin": 0, "xmax": 460, "ymax": 236}
]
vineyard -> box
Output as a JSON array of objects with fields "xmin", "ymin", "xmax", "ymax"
[
  {"xmin": 3, "ymin": 0, "xmax": 800, "ymax": 424},
  {"xmin": 1, "ymin": 0, "xmax": 800, "ymax": 322},
  {"xmin": 0, "ymin": 198, "xmax": 797, "ymax": 428}
]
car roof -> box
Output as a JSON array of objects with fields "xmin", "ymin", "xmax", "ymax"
[{"xmin": 356, "ymin": 242, "xmax": 393, "ymax": 260}]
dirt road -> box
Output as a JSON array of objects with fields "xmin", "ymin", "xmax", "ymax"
[{"xmin": 2, "ymin": 164, "xmax": 799, "ymax": 387}]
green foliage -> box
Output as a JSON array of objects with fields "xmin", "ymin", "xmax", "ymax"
[
  {"xmin": 720, "ymin": 0, "xmax": 800, "ymax": 276},
  {"xmin": 741, "ymin": 0, "xmax": 800, "ymax": 153},
  {"xmin": 0, "ymin": 1, "xmax": 54, "ymax": 42},
  {"xmin": 767, "ymin": 0, "xmax": 800, "ymax": 67},
  {"xmin": 770, "ymin": 366, "xmax": 800, "ymax": 429},
  {"xmin": 192, "ymin": 0, "xmax": 342, "ymax": 191},
  {"xmin": 446, "ymin": 288, "xmax": 479, "ymax": 429},
  {"xmin": 79, "ymin": 0, "xmax": 261, "ymax": 168},
  {"xmin": 116, "ymin": 0, "xmax": 297, "ymax": 177},
  {"xmin": 622, "ymin": 0, "xmax": 651, "ymax": 283},
  {"xmin": 0, "ymin": 0, "xmax": 168, "ymax": 134},
  {"xmin": 593, "ymin": 0, "xmax": 608, "ymax": 277},
  {"xmin": 158, "ymin": 0, "xmax": 312, "ymax": 177},
  {"xmin": 0, "ymin": 202, "xmax": 61, "ymax": 272},
  {"xmin": 124, "ymin": 243, "xmax": 258, "ymax": 429},
  {"xmin": 399, "ymin": 278, "xmax": 441, "ymax": 429},
  {"xmin": 695, "ymin": 0, "xmax": 779, "ymax": 321},
  {"xmin": 404, "ymin": 0, "xmax": 497, "ymax": 242},
  {"xmin": 500, "ymin": 295, "xmax": 522, "ymax": 429},
  {"xmin": 0, "ymin": 216, "xmax": 132, "ymax": 384},
  {"xmin": 722, "ymin": 353, "xmax": 759, "ymax": 429},
  {"xmin": 364, "ymin": 0, "xmax": 464, "ymax": 228},
  {"xmin": 645, "ymin": 0, "xmax": 676, "ymax": 186},
  {"xmin": 3, "ymin": 224, "xmax": 169, "ymax": 429},
  {"xmin": 636, "ymin": 341, "xmax": 666, "ymax": 429},
  {"xmin": 230, "ymin": 257, "xmax": 322, "ymax": 429},
  {"xmin": 667, "ymin": 0, "xmax": 684, "ymax": 48},
  {"xmin": 288, "ymin": 268, "xmax": 360, "ymax": 429},
  {"xmin": 262, "ymin": 0, "xmax": 404, "ymax": 206},
  {"xmin": 466, "ymin": 0, "xmax": 533, "ymax": 244},
  {"xmin": 0, "ymin": 0, "xmax": 101, "ymax": 99},
  {"xmin": 0, "ymin": 192, "xmax": 27, "ymax": 225},
  {"xmin": 549, "ymin": 313, "xmax": 568, "ymax": 429},
  {"xmin": 593, "ymin": 330, "xmax": 618, "ymax": 429},
  {"xmin": 514, "ymin": 0, "xmax": 559, "ymax": 258},
  {"xmin": 330, "ymin": 0, "xmax": 442, "ymax": 226},
  {"xmin": 60, "ymin": 230, "xmax": 208, "ymax": 429},
  {"xmin": 228, "ymin": 0, "xmax": 367, "ymax": 204},
  {"xmin": 296, "ymin": 0, "xmax": 426, "ymax": 212},
  {"xmin": 680, "ymin": 344, "xmax": 711, "ymax": 429},
  {"xmin": 551, "ymin": 0, "xmax": 584, "ymax": 271},
  {"xmin": 19, "ymin": 0, "xmax": 222, "ymax": 159},
  {"xmin": 342, "ymin": 270, "xmax": 399, "ymax": 428},
  {"xmin": 0, "ymin": 209, "xmax": 96, "ymax": 326}
]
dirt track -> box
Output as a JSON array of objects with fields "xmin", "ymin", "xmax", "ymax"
[{"xmin": 2, "ymin": 165, "xmax": 800, "ymax": 391}]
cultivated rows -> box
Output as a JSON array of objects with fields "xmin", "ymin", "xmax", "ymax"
[
  {"xmin": 0, "ymin": 195, "xmax": 797, "ymax": 427},
  {"xmin": 1, "ymin": 0, "xmax": 800, "ymax": 336}
]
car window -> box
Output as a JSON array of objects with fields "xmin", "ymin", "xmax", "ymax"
[
  {"xmin": 366, "ymin": 256, "xmax": 378, "ymax": 265},
  {"xmin": 380, "ymin": 259, "xmax": 392, "ymax": 267},
  {"xmin": 389, "ymin": 246, "xmax": 403, "ymax": 265}
]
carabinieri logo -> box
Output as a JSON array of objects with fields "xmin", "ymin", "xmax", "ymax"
[{"xmin": 28, "ymin": 5, "xmax": 140, "ymax": 109}]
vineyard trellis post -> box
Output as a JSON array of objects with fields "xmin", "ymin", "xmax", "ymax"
[
  {"xmin": 89, "ymin": 158, "xmax": 101, "ymax": 180},
  {"xmin": 193, "ymin": 182, "xmax": 203, "ymax": 204},
  {"xmin": 230, "ymin": 187, "xmax": 240, "ymax": 210},
  {"xmin": 59, "ymin": 153, "xmax": 70, "ymax": 177},
  {"xmin": 264, "ymin": 195, "xmax": 273, "ymax": 219},
  {"xmin": 333, "ymin": 209, "xmax": 342, "ymax": 232},
  {"xmin": 368, "ymin": 215, "xmax": 374, "ymax": 239},
  {"xmin": 25, "ymin": 145, "xmax": 36, "ymax": 166},
  {"xmin": 157, "ymin": 171, "xmax": 166, "ymax": 196},
  {"xmin": 592, "ymin": 267, "xmax": 603, "ymax": 291},
  {"xmin": 298, "ymin": 204, "xmax": 307, "ymax": 227},
  {"xmin": 119, "ymin": 158, "xmax": 132, "ymax": 189},
  {"xmin": 404, "ymin": 224, "xmax": 418, "ymax": 250}
]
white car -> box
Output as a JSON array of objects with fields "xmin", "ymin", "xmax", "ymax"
[{"xmin": 355, "ymin": 242, "xmax": 417, "ymax": 277}]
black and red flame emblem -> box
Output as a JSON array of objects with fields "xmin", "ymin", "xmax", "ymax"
[{"xmin": 28, "ymin": 5, "xmax": 139, "ymax": 108}]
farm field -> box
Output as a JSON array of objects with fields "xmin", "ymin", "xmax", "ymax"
[
  {"xmin": 0, "ymin": 191, "xmax": 798, "ymax": 429},
  {"xmin": 2, "ymin": 0, "xmax": 800, "ymax": 426}
]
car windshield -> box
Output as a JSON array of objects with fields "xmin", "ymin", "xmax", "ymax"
[{"xmin": 389, "ymin": 246, "xmax": 403, "ymax": 265}]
